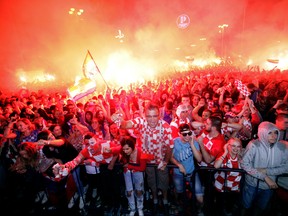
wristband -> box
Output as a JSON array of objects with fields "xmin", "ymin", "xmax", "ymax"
[{"xmin": 221, "ymin": 156, "xmax": 225, "ymax": 160}]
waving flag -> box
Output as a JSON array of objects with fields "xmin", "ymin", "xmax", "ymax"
[
  {"xmin": 67, "ymin": 50, "xmax": 99, "ymax": 101},
  {"xmin": 82, "ymin": 50, "xmax": 110, "ymax": 88},
  {"xmin": 67, "ymin": 77, "xmax": 96, "ymax": 101},
  {"xmin": 82, "ymin": 50, "xmax": 100, "ymax": 80},
  {"xmin": 234, "ymin": 80, "xmax": 250, "ymax": 97}
]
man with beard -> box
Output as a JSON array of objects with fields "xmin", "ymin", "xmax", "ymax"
[
  {"xmin": 197, "ymin": 116, "xmax": 226, "ymax": 167},
  {"xmin": 196, "ymin": 116, "xmax": 226, "ymax": 215}
]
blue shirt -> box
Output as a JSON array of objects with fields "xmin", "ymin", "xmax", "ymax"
[{"xmin": 172, "ymin": 137, "xmax": 200, "ymax": 175}]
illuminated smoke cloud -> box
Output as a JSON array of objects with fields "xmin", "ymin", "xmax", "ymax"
[{"xmin": 0, "ymin": 0, "xmax": 287, "ymax": 92}]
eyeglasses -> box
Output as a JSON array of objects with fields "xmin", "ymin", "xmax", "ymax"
[{"xmin": 181, "ymin": 131, "xmax": 192, "ymax": 136}]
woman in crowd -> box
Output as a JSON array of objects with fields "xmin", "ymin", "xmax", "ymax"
[
  {"xmin": 3, "ymin": 118, "xmax": 39, "ymax": 168},
  {"xmin": 214, "ymin": 138, "xmax": 243, "ymax": 216},
  {"xmin": 91, "ymin": 116, "xmax": 110, "ymax": 140},
  {"xmin": 106, "ymin": 136, "xmax": 147, "ymax": 216}
]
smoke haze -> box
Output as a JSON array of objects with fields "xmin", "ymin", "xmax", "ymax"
[{"xmin": 0, "ymin": 0, "xmax": 287, "ymax": 93}]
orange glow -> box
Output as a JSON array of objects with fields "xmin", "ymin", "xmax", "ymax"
[
  {"xmin": 17, "ymin": 69, "xmax": 55, "ymax": 85},
  {"xmin": 104, "ymin": 50, "xmax": 155, "ymax": 88},
  {"xmin": 20, "ymin": 76, "xmax": 27, "ymax": 83},
  {"xmin": 1, "ymin": 0, "xmax": 288, "ymax": 92}
]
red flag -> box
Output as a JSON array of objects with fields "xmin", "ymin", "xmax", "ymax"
[{"xmin": 82, "ymin": 50, "xmax": 100, "ymax": 80}]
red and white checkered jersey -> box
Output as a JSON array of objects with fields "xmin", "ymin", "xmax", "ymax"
[
  {"xmin": 214, "ymin": 155, "xmax": 242, "ymax": 192},
  {"xmin": 130, "ymin": 117, "xmax": 173, "ymax": 164},
  {"xmin": 170, "ymin": 117, "xmax": 191, "ymax": 139},
  {"xmin": 94, "ymin": 131, "xmax": 104, "ymax": 141},
  {"xmin": 198, "ymin": 131, "xmax": 225, "ymax": 166},
  {"xmin": 237, "ymin": 118, "xmax": 252, "ymax": 141},
  {"xmin": 221, "ymin": 125, "xmax": 233, "ymax": 140},
  {"xmin": 81, "ymin": 140, "xmax": 115, "ymax": 164}
]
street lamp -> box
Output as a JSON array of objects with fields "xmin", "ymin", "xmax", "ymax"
[
  {"xmin": 218, "ymin": 24, "xmax": 229, "ymax": 59},
  {"xmin": 68, "ymin": 8, "xmax": 84, "ymax": 16}
]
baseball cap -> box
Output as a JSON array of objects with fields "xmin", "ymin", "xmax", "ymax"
[{"xmin": 178, "ymin": 123, "xmax": 191, "ymax": 133}]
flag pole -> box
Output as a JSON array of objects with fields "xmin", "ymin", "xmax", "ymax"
[{"xmin": 87, "ymin": 50, "xmax": 110, "ymax": 89}]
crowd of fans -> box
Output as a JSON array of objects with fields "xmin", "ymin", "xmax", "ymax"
[{"xmin": 0, "ymin": 65, "xmax": 287, "ymax": 216}]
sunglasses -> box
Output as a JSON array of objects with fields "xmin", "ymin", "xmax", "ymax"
[{"xmin": 181, "ymin": 131, "xmax": 192, "ymax": 136}]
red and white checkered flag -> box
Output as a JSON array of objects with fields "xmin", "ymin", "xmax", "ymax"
[{"xmin": 234, "ymin": 80, "xmax": 250, "ymax": 97}]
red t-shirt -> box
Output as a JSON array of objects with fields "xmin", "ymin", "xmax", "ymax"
[{"xmin": 198, "ymin": 131, "xmax": 225, "ymax": 166}]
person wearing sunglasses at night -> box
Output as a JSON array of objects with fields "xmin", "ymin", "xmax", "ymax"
[{"xmin": 170, "ymin": 123, "xmax": 204, "ymax": 215}]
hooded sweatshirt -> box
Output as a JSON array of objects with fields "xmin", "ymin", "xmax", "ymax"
[{"xmin": 241, "ymin": 121, "xmax": 288, "ymax": 189}]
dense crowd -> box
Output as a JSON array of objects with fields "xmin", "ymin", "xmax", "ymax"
[{"xmin": 0, "ymin": 65, "xmax": 287, "ymax": 216}]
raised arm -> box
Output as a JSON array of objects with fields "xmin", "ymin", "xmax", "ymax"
[{"xmin": 197, "ymin": 135, "xmax": 216, "ymax": 164}]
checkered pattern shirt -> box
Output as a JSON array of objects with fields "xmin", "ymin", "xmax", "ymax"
[
  {"xmin": 237, "ymin": 118, "xmax": 252, "ymax": 141},
  {"xmin": 214, "ymin": 155, "xmax": 242, "ymax": 192},
  {"xmin": 94, "ymin": 131, "xmax": 104, "ymax": 141},
  {"xmin": 170, "ymin": 117, "xmax": 191, "ymax": 139},
  {"xmin": 82, "ymin": 140, "xmax": 115, "ymax": 164},
  {"xmin": 21, "ymin": 130, "xmax": 39, "ymax": 143},
  {"xmin": 221, "ymin": 125, "xmax": 233, "ymax": 140},
  {"xmin": 198, "ymin": 131, "xmax": 225, "ymax": 166},
  {"xmin": 7, "ymin": 130, "xmax": 39, "ymax": 164},
  {"xmin": 130, "ymin": 117, "xmax": 173, "ymax": 164}
]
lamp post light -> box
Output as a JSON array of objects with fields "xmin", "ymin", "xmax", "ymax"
[
  {"xmin": 218, "ymin": 24, "xmax": 229, "ymax": 59},
  {"xmin": 68, "ymin": 8, "xmax": 84, "ymax": 16}
]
